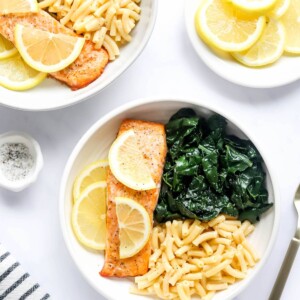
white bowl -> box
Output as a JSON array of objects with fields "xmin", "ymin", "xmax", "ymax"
[
  {"xmin": 185, "ymin": 0, "xmax": 300, "ymax": 88},
  {"xmin": 0, "ymin": 0, "xmax": 157, "ymax": 111},
  {"xmin": 0, "ymin": 131, "xmax": 43, "ymax": 191},
  {"xmin": 60, "ymin": 98, "xmax": 279, "ymax": 300}
]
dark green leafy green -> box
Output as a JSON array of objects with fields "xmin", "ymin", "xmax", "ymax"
[{"xmin": 155, "ymin": 108, "xmax": 272, "ymax": 224}]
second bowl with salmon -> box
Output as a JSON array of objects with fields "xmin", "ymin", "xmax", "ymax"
[
  {"xmin": 0, "ymin": 0, "xmax": 157, "ymax": 110},
  {"xmin": 60, "ymin": 98, "xmax": 279, "ymax": 300}
]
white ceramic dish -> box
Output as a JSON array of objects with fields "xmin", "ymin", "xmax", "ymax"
[
  {"xmin": 0, "ymin": 0, "xmax": 157, "ymax": 111},
  {"xmin": 60, "ymin": 98, "xmax": 279, "ymax": 300},
  {"xmin": 185, "ymin": 0, "xmax": 300, "ymax": 88},
  {"xmin": 0, "ymin": 131, "xmax": 43, "ymax": 191}
]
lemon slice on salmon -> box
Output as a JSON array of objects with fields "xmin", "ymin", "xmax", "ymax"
[
  {"xmin": 116, "ymin": 197, "xmax": 151, "ymax": 259},
  {"xmin": 14, "ymin": 24, "xmax": 85, "ymax": 73},
  {"xmin": 108, "ymin": 130, "xmax": 156, "ymax": 191},
  {"xmin": 0, "ymin": 0, "xmax": 39, "ymax": 14},
  {"xmin": 0, "ymin": 35, "xmax": 18, "ymax": 60}
]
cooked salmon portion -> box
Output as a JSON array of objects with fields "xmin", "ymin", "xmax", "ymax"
[
  {"xmin": 0, "ymin": 11, "xmax": 108, "ymax": 90},
  {"xmin": 51, "ymin": 42, "xmax": 108, "ymax": 90},
  {"xmin": 101, "ymin": 120, "xmax": 167, "ymax": 277}
]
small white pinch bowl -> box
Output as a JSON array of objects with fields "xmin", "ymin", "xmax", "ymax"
[
  {"xmin": 60, "ymin": 98, "xmax": 279, "ymax": 300},
  {"xmin": 0, "ymin": 131, "xmax": 43, "ymax": 192}
]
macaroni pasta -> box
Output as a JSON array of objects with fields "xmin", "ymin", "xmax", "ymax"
[
  {"xmin": 38, "ymin": 0, "xmax": 141, "ymax": 60},
  {"xmin": 131, "ymin": 216, "xmax": 259, "ymax": 300}
]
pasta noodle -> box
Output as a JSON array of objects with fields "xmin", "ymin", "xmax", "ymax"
[
  {"xmin": 202, "ymin": 242, "xmax": 214, "ymax": 256},
  {"xmin": 38, "ymin": 0, "xmax": 141, "ymax": 60},
  {"xmin": 132, "ymin": 216, "xmax": 260, "ymax": 300}
]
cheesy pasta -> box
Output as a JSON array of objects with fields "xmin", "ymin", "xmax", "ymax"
[
  {"xmin": 131, "ymin": 216, "xmax": 259, "ymax": 300},
  {"xmin": 38, "ymin": 0, "xmax": 141, "ymax": 60}
]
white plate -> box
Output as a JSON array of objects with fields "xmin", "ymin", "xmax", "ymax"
[
  {"xmin": 185, "ymin": 0, "xmax": 300, "ymax": 88},
  {"xmin": 60, "ymin": 98, "xmax": 279, "ymax": 300},
  {"xmin": 0, "ymin": 0, "xmax": 157, "ymax": 111}
]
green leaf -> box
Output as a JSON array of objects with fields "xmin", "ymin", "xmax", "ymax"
[
  {"xmin": 207, "ymin": 114, "xmax": 227, "ymax": 132},
  {"xmin": 169, "ymin": 108, "xmax": 197, "ymax": 121},
  {"xmin": 175, "ymin": 156, "xmax": 199, "ymax": 176},
  {"xmin": 201, "ymin": 151, "xmax": 220, "ymax": 192},
  {"xmin": 155, "ymin": 108, "xmax": 272, "ymax": 224},
  {"xmin": 225, "ymin": 136, "xmax": 262, "ymax": 162},
  {"xmin": 238, "ymin": 204, "xmax": 273, "ymax": 223},
  {"xmin": 225, "ymin": 145, "xmax": 253, "ymax": 174}
]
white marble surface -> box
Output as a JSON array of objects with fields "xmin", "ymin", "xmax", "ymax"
[{"xmin": 0, "ymin": 1, "xmax": 300, "ymax": 299}]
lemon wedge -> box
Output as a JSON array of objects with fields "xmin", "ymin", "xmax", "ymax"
[
  {"xmin": 108, "ymin": 130, "xmax": 156, "ymax": 191},
  {"xmin": 232, "ymin": 19, "xmax": 285, "ymax": 67},
  {"xmin": 72, "ymin": 182, "xmax": 107, "ymax": 250},
  {"xmin": 0, "ymin": 35, "xmax": 18, "ymax": 60},
  {"xmin": 73, "ymin": 160, "xmax": 109, "ymax": 202},
  {"xmin": 0, "ymin": 55, "xmax": 46, "ymax": 91},
  {"xmin": 268, "ymin": 0, "xmax": 290, "ymax": 18},
  {"xmin": 229, "ymin": 0, "xmax": 277, "ymax": 13},
  {"xmin": 115, "ymin": 197, "xmax": 151, "ymax": 259},
  {"xmin": 195, "ymin": 0, "xmax": 266, "ymax": 52},
  {"xmin": 0, "ymin": 0, "xmax": 39, "ymax": 14},
  {"xmin": 14, "ymin": 24, "xmax": 85, "ymax": 73},
  {"xmin": 281, "ymin": 0, "xmax": 300, "ymax": 53}
]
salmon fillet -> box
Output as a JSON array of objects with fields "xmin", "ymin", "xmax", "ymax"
[
  {"xmin": 0, "ymin": 11, "xmax": 108, "ymax": 90},
  {"xmin": 101, "ymin": 120, "xmax": 167, "ymax": 277}
]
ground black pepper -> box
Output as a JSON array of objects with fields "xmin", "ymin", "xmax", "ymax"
[{"xmin": 0, "ymin": 143, "xmax": 34, "ymax": 181}]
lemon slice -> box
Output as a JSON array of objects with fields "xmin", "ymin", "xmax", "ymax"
[
  {"xmin": 0, "ymin": 0, "xmax": 39, "ymax": 14},
  {"xmin": 108, "ymin": 130, "xmax": 156, "ymax": 191},
  {"xmin": 232, "ymin": 19, "xmax": 285, "ymax": 67},
  {"xmin": 195, "ymin": 0, "xmax": 266, "ymax": 52},
  {"xmin": 72, "ymin": 182, "xmax": 107, "ymax": 250},
  {"xmin": 229, "ymin": 0, "xmax": 277, "ymax": 13},
  {"xmin": 268, "ymin": 0, "xmax": 290, "ymax": 18},
  {"xmin": 281, "ymin": 0, "xmax": 300, "ymax": 53},
  {"xmin": 14, "ymin": 24, "xmax": 85, "ymax": 73},
  {"xmin": 0, "ymin": 35, "xmax": 18, "ymax": 60},
  {"xmin": 115, "ymin": 197, "xmax": 151, "ymax": 259},
  {"xmin": 0, "ymin": 55, "xmax": 46, "ymax": 91},
  {"xmin": 73, "ymin": 160, "xmax": 109, "ymax": 202}
]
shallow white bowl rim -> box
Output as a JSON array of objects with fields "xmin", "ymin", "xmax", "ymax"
[{"xmin": 60, "ymin": 97, "xmax": 280, "ymax": 300}]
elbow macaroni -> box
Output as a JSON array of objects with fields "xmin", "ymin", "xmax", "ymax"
[
  {"xmin": 132, "ymin": 216, "xmax": 259, "ymax": 300},
  {"xmin": 38, "ymin": 0, "xmax": 141, "ymax": 60}
]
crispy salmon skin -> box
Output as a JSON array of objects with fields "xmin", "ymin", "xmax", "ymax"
[
  {"xmin": 101, "ymin": 120, "xmax": 167, "ymax": 277},
  {"xmin": 0, "ymin": 11, "xmax": 108, "ymax": 90}
]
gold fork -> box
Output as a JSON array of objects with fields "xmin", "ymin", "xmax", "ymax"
[{"xmin": 269, "ymin": 185, "xmax": 300, "ymax": 300}]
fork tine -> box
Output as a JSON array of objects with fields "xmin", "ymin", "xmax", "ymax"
[
  {"xmin": 293, "ymin": 185, "xmax": 300, "ymax": 239},
  {"xmin": 269, "ymin": 184, "xmax": 300, "ymax": 300},
  {"xmin": 295, "ymin": 185, "xmax": 300, "ymax": 201}
]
